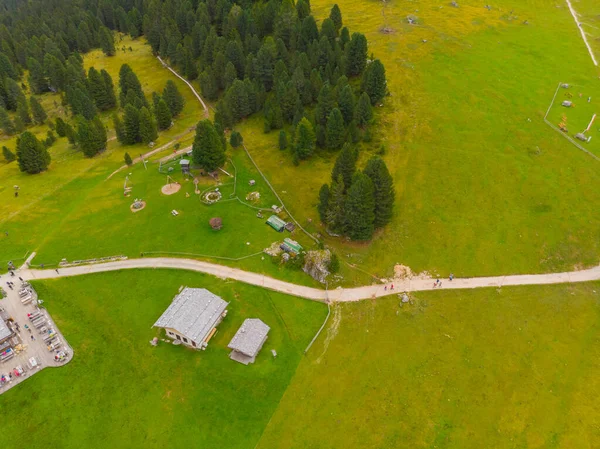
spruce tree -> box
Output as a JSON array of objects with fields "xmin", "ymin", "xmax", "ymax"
[
  {"xmin": 0, "ymin": 107, "xmax": 15, "ymax": 135},
  {"xmin": 123, "ymin": 104, "xmax": 141, "ymax": 144},
  {"xmin": 192, "ymin": 119, "xmax": 225, "ymax": 172},
  {"xmin": 329, "ymin": 4, "xmax": 343, "ymax": 32},
  {"xmin": 27, "ymin": 57, "xmax": 49, "ymax": 94},
  {"xmin": 64, "ymin": 123, "xmax": 77, "ymax": 144},
  {"xmin": 2, "ymin": 145, "xmax": 15, "ymax": 162},
  {"xmin": 229, "ymin": 130, "xmax": 243, "ymax": 148},
  {"xmin": 119, "ymin": 64, "xmax": 147, "ymax": 108},
  {"xmin": 344, "ymin": 172, "xmax": 375, "ymax": 240},
  {"xmin": 294, "ymin": 117, "xmax": 315, "ymax": 161},
  {"xmin": 355, "ymin": 92, "xmax": 373, "ymax": 127},
  {"xmin": 338, "ymin": 85, "xmax": 355, "ymax": 125},
  {"xmin": 315, "ymin": 82, "xmax": 335, "ymax": 126},
  {"xmin": 317, "ymin": 183, "xmax": 330, "ymax": 222},
  {"xmin": 156, "ymin": 99, "xmax": 173, "ymax": 130},
  {"xmin": 30, "ymin": 97, "xmax": 47, "ymax": 124},
  {"xmin": 4, "ymin": 78, "xmax": 25, "ymax": 111},
  {"xmin": 326, "ymin": 108, "xmax": 345, "ymax": 149},
  {"xmin": 326, "ymin": 176, "xmax": 346, "ymax": 232},
  {"xmin": 199, "ymin": 71, "xmax": 218, "ymax": 101},
  {"xmin": 363, "ymin": 156, "xmax": 395, "ymax": 228},
  {"xmin": 100, "ymin": 70, "xmax": 117, "ymax": 109},
  {"xmin": 346, "ymin": 32, "xmax": 368, "ymax": 77},
  {"xmin": 279, "ymin": 130, "xmax": 288, "ymax": 150},
  {"xmin": 0, "ymin": 53, "xmax": 17, "ymax": 80},
  {"xmin": 55, "ymin": 117, "xmax": 67, "ymax": 137},
  {"xmin": 163, "ymin": 80, "xmax": 185, "ymax": 117},
  {"xmin": 124, "ymin": 152, "xmax": 133, "ymax": 166},
  {"xmin": 16, "ymin": 131, "xmax": 51, "ymax": 174},
  {"xmin": 362, "ymin": 59, "xmax": 387, "ymax": 105},
  {"xmin": 16, "ymin": 97, "xmax": 31, "ymax": 126},
  {"xmin": 77, "ymin": 116, "xmax": 107, "ymax": 157},
  {"xmin": 138, "ymin": 106, "xmax": 157, "ymax": 144},
  {"xmin": 226, "ymin": 80, "xmax": 250, "ymax": 123},
  {"xmin": 99, "ymin": 27, "xmax": 116, "ymax": 56},
  {"xmin": 113, "ymin": 113, "xmax": 126, "ymax": 143},
  {"xmin": 331, "ymin": 143, "xmax": 357, "ymax": 191}
]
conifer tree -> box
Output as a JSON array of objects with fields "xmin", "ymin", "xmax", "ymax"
[
  {"xmin": 99, "ymin": 27, "xmax": 115, "ymax": 56},
  {"xmin": 138, "ymin": 106, "xmax": 157, "ymax": 144},
  {"xmin": 294, "ymin": 117, "xmax": 315, "ymax": 162},
  {"xmin": 16, "ymin": 97, "xmax": 31, "ymax": 126},
  {"xmin": 0, "ymin": 107, "xmax": 15, "ymax": 135},
  {"xmin": 30, "ymin": 96, "xmax": 47, "ymax": 124},
  {"xmin": 55, "ymin": 117, "xmax": 67, "ymax": 137},
  {"xmin": 331, "ymin": 143, "xmax": 356, "ymax": 191},
  {"xmin": 346, "ymin": 32, "xmax": 368, "ymax": 77},
  {"xmin": 344, "ymin": 172, "xmax": 375, "ymax": 240},
  {"xmin": 63, "ymin": 123, "xmax": 75, "ymax": 144},
  {"xmin": 338, "ymin": 85, "xmax": 355, "ymax": 125},
  {"xmin": 163, "ymin": 80, "xmax": 185, "ymax": 117},
  {"xmin": 229, "ymin": 130, "xmax": 243, "ymax": 147},
  {"xmin": 27, "ymin": 57, "xmax": 48, "ymax": 94},
  {"xmin": 124, "ymin": 152, "xmax": 132, "ymax": 165},
  {"xmin": 279, "ymin": 130, "xmax": 288, "ymax": 150},
  {"xmin": 119, "ymin": 64, "xmax": 147, "ymax": 108},
  {"xmin": 4, "ymin": 78, "xmax": 25, "ymax": 111},
  {"xmin": 16, "ymin": 131, "xmax": 51, "ymax": 174},
  {"xmin": 317, "ymin": 183, "xmax": 329, "ymax": 222},
  {"xmin": 192, "ymin": 119, "xmax": 225, "ymax": 172},
  {"xmin": 0, "ymin": 53, "xmax": 17, "ymax": 80},
  {"xmin": 77, "ymin": 116, "xmax": 107, "ymax": 157},
  {"xmin": 326, "ymin": 108, "xmax": 345, "ymax": 149},
  {"xmin": 315, "ymin": 82, "xmax": 335, "ymax": 126},
  {"xmin": 363, "ymin": 156, "xmax": 395, "ymax": 228},
  {"xmin": 355, "ymin": 92, "xmax": 373, "ymax": 127},
  {"xmin": 100, "ymin": 69, "xmax": 117, "ymax": 109},
  {"xmin": 156, "ymin": 99, "xmax": 172, "ymax": 130},
  {"xmin": 362, "ymin": 59, "xmax": 387, "ymax": 105},
  {"xmin": 326, "ymin": 176, "xmax": 346, "ymax": 232},
  {"xmin": 199, "ymin": 71, "xmax": 218, "ymax": 101},
  {"xmin": 2, "ymin": 145, "xmax": 15, "ymax": 162},
  {"xmin": 225, "ymin": 79, "xmax": 249, "ymax": 122},
  {"xmin": 123, "ymin": 104, "xmax": 141, "ymax": 144},
  {"xmin": 329, "ymin": 4, "xmax": 343, "ymax": 32},
  {"xmin": 112, "ymin": 113, "xmax": 126, "ymax": 143}
]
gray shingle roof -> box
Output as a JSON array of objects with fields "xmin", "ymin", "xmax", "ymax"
[
  {"xmin": 0, "ymin": 319, "xmax": 12, "ymax": 342},
  {"xmin": 153, "ymin": 288, "xmax": 228, "ymax": 343},
  {"xmin": 228, "ymin": 319, "xmax": 270, "ymax": 357}
]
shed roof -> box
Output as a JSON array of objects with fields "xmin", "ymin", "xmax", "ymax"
[
  {"xmin": 0, "ymin": 319, "xmax": 12, "ymax": 342},
  {"xmin": 153, "ymin": 288, "xmax": 228, "ymax": 343},
  {"xmin": 267, "ymin": 215, "xmax": 286, "ymax": 228},
  {"xmin": 227, "ymin": 319, "xmax": 270, "ymax": 357},
  {"xmin": 179, "ymin": 159, "xmax": 190, "ymax": 165}
]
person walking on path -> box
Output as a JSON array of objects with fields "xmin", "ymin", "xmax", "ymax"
[{"xmin": 449, "ymin": 273, "xmax": 454, "ymax": 281}]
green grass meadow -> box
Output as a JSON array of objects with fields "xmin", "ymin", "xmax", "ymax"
[
  {"xmin": 240, "ymin": 0, "xmax": 600, "ymax": 284},
  {"xmin": 257, "ymin": 282, "xmax": 600, "ymax": 448},
  {"xmin": 0, "ymin": 270, "xmax": 326, "ymax": 449}
]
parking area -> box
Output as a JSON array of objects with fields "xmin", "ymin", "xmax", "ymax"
[{"xmin": 0, "ymin": 275, "xmax": 72, "ymax": 394}]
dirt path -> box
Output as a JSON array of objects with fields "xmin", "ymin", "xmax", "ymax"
[
  {"xmin": 106, "ymin": 128, "xmax": 195, "ymax": 180},
  {"xmin": 565, "ymin": 0, "xmax": 598, "ymax": 66},
  {"xmin": 157, "ymin": 56, "xmax": 210, "ymax": 117},
  {"xmin": 20, "ymin": 257, "xmax": 600, "ymax": 303}
]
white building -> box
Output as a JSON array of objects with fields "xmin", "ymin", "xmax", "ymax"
[
  {"xmin": 153, "ymin": 288, "xmax": 228, "ymax": 350},
  {"xmin": 227, "ymin": 319, "xmax": 270, "ymax": 365}
]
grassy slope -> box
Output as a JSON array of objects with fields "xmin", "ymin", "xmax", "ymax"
[
  {"xmin": 241, "ymin": 0, "xmax": 600, "ymax": 285},
  {"xmin": 0, "ymin": 270, "xmax": 326, "ymax": 449},
  {"xmin": 0, "ymin": 36, "xmax": 203, "ymax": 265},
  {"xmin": 258, "ymin": 282, "xmax": 600, "ymax": 448}
]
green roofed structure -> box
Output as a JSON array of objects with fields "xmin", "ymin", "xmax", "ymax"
[
  {"xmin": 266, "ymin": 215, "xmax": 286, "ymax": 232},
  {"xmin": 282, "ymin": 238, "xmax": 303, "ymax": 254}
]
